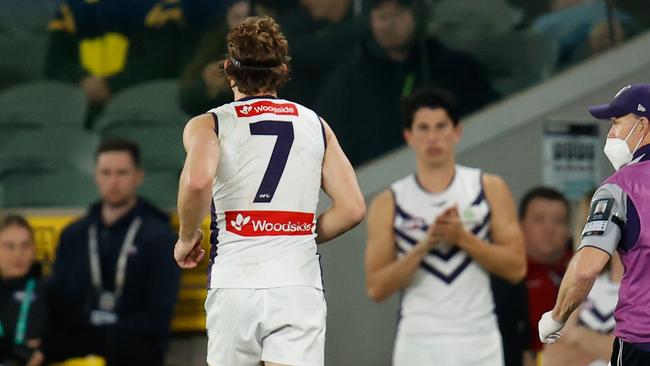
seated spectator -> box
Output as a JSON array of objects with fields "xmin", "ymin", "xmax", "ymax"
[
  {"xmin": 491, "ymin": 275, "xmax": 530, "ymax": 366},
  {"xmin": 531, "ymin": 0, "xmax": 636, "ymax": 68},
  {"xmin": 45, "ymin": 0, "xmax": 186, "ymax": 123},
  {"xmin": 519, "ymin": 187, "xmax": 573, "ymax": 363},
  {"xmin": 44, "ymin": 139, "xmax": 180, "ymax": 366},
  {"xmin": 273, "ymin": 0, "xmax": 368, "ymax": 107},
  {"xmin": 179, "ymin": 0, "xmax": 252, "ymax": 115},
  {"xmin": 0, "ymin": 215, "xmax": 46, "ymax": 366},
  {"xmin": 316, "ymin": 0, "xmax": 497, "ymax": 166},
  {"xmin": 541, "ymin": 189, "xmax": 622, "ymax": 366}
]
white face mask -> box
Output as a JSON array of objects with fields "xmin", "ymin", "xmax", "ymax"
[{"xmin": 603, "ymin": 118, "xmax": 645, "ymax": 170}]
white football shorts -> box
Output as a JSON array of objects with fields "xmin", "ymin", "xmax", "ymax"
[{"xmin": 206, "ymin": 286, "xmax": 326, "ymax": 366}]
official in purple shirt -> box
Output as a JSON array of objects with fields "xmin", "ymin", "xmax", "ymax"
[{"xmin": 538, "ymin": 84, "xmax": 650, "ymax": 365}]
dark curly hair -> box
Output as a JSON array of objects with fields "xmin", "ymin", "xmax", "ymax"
[{"xmin": 222, "ymin": 16, "xmax": 291, "ymax": 95}]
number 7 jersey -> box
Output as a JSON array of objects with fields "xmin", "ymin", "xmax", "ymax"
[{"xmin": 206, "ymin": 96, "xmax": 326, "ymax": 290}]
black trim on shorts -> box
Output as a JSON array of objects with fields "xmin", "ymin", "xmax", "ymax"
[{"xmin": 611, "ymin": 337, "xmax": 650, "ymax": 365}]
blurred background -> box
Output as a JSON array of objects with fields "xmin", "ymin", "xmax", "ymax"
[{"xmin": 0, "ymin": 0, "xmax": 648, "ymax": 365}]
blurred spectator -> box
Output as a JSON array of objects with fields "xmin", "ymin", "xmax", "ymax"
[
  {"xmin": 316, "ymin": 0, "xmax": 497, "ymax": 166},
  {"xmin": 179, "ymin": 0, "xmax": 252, "ymax": 115},
  {"xmin": 531, "ymin": 0, "xmax": 636, "ymax": 68},
  {"xmin": 519, "ymin": 187, "xmax": 572, "ymax": 363},
  {"xmin": 0, "ymin": 215, "xmax": 46, "ymax": 366},
  {"xmin": 44, "ymin": 139, "xmax": 180, "ymax": 366},
  {"xmin": 540, "ymin": 189, "xmax": 621, "ymax": 366},
  {"xmin": 508, "ymin": 0, "xmax": 583, "ymax": 28},
  {"xmin": 427, "ymin": 0, "xmax": 523, "ymax": 48},
  {"xmin": 274, "ymin": 0, "xmax": 368, "ymax": 107},
  {"xmin": 45, "ymin": 0, "xmax": 186, "ymax": 122},
  {"xmin": 491, "ymin": 275, "xmax": 530, "ymax": 366}
]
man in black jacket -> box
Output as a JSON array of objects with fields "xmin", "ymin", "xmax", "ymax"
[
  {"xmin": 316, "ymin": 0, "xmax": 498, "ymax": 166},
  {"xmin": 45, "ymin": 139, "xmax": 180, "ymax": 366}
]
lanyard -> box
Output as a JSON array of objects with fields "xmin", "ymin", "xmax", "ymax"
[
  {"xmin": 0, "ymin": 277, "xmax": 36, "ymax": 345},
  {"xmin": 88, "ymin": 217, "xmax": 141, "ymax": 306}
]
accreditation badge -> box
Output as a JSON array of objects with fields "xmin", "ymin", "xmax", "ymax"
[{"xmin": 99, "ymin": 291, "xmax": 116, "ymax": 312}]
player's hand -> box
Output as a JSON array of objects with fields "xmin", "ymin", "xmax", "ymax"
[
  {"xmin": 174, "ymin": 230, "xmax": 205, "ymax": 269},
  {"xmin": 538, "ymin": 311, "xmax": 565, "ymax": 344},
  {"xmin": 431, "ymin": 206, "xmax": 465, "ymax": 245}
]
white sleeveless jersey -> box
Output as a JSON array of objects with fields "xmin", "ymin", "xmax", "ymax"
[
  {"xmin": 391, "ymin": 166, "xmax": 498, "ymax": 337},
  {"xmin": 578, "ymin": 272, "xmax": 619, "ymax": 334},
  {"xmin": 206, "ymin": 96, "xmax": 326, "ymax": 289}
]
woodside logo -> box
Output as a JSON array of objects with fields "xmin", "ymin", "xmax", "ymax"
[
  {"xmin": 225, "ymin": 210, "xmax": 315, "ymax": 236},
  {"xmin": 235, "ymin": 101, "xmax": 298, "ymax": 118}
]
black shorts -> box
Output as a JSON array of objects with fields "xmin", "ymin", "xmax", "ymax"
[{"xmin": 611, "ymin": 337, "xmax": 650, "ymax": 366}]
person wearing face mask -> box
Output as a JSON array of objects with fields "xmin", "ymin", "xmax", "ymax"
[{"xmin": 538, "ymin": 84, "xmax": 650, "ymax": 365}]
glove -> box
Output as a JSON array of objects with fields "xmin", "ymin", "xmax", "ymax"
[{"xmin": 538, "ymin": 311, "xmax": 565, "ymax": 344}]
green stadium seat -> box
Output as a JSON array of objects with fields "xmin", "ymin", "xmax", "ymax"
[
  {"xmin": 0, "ymin": 170, "xmax": 96, "ymax": 208},
  {"xmin": 0, "ymin": 81, "xmax": 87, "ymax": 129},
  {"xmin": 0, "ymin": 129, "xmax": 99, "ymax": 175},
  {"xmin": 140, "ymin": 170, "xmax": 180, "ymax": 210},
  {"xmin": 93, "ymin": 79, "xmax": 189, "ymax": 133},
  {"xmin": 102, "ymin": 126, "xmax": 185, "ymax": 172}
]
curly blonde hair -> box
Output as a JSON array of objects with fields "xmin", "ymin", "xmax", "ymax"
[{"xmin": 222, "ymin": 16, "xmax": 291, "ymax": 95}]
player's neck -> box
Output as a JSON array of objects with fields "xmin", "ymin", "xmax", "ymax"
[
  {"xmin": 101, "ymin": 197, "xmax": 137, "ymax": 226},
  {"xmin": 416, "ymin": 159, "xmax": 455, "ymax": 193},
  {"xmin": 233, "ymin": 87, "xmax": 278, "ymax": 101}
]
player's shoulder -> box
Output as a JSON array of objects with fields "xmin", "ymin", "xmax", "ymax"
[
  {"xmin": 369, "ymin": 189, "xmax": 395, "ymax": 218},
  {"xmin": 480, "ymin": 172, "xmax": 508, "ymax": 191}
]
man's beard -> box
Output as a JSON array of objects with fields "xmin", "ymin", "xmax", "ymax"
[{"xmin": 104, "ymin": 196, "xmax": 135, "ymax": 209}]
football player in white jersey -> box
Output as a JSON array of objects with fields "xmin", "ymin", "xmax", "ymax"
[
  {"xmin": 364, "ymin": 88, "xmax": 526, "ymax": 366},
  {"xmin": 173, "ymin": 16, "xmax": 365, "ymax": 366}
]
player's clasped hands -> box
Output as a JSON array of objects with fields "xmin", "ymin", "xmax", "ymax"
[
  {"xmin": 174, "ymin": 229, "xmax": 206, "ymax": 268},
  {"xmin": 431, "ymin": 206, "xmax": 465, "ymax": 246},
  {"xmin": 538, "ymin": 311, "xmax": 565, "ymax": 344}
]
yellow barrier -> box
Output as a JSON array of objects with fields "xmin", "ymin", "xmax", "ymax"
[
  {"xmin": 26, "ymin": 214, "xmax": 211, "ymax": 332},
  {"xmin": 51, "ymin": 355, "xmax": 106, "ymax": 366}
]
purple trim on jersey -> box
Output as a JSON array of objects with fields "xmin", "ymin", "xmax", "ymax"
[
  {"xmin": 604, "ymin": 158, "xmax": 650, "ymax": 343},
  {"xmin": 422, "ymin": 256, "xmax": 473, "ymax": 284},
  {"xmin": 395, "ymin": 240, "xmax": 473, "ymax": 284},
  {"xmin": 210, "ymin": 112, "xmax": 219, "ymax": 136},
  {"xmin": 471, "ymin": 212, "xmax": 491, "ymax": 235},
  {"xmin": 620, "ymin": 197, "xmax": 640, "ymax": 252},
  {"xmin": 319, "ymin": 118, "xmax": 327, "ymax": 151},
  {"xmin": 414, "ymin": 172, "xmax": 455, "ymax": 196},
  {"xmin": 590, "ymin": 307, "xmax": 615, "ymax": 323},
  {"xmin": 577, "ymin": 318, "xmax": 614, "ymax": 334},
  {"xmin": 237, "ymin": 95, "xmax": 278, "ymax": 102},
  {"xmin": 394, "ymin": 228, "xmax": 460, "ymax": 261},
  {"xmin": 207, "ymin": 201, "xmax": 219, "ymax": 289},
  {"xmin": 394, "ymin": 202, "xmax": 413, "ymax": 219},
  {"xmin": 471, "ymin": 185, "xmax": 485, "ymax": 205}
]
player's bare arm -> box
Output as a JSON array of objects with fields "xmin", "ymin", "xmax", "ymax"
[
  {"xmin": 315, "ymin": 120, "xmax": 365, "ymax": 244},
  {"xmin": 551, "ymin": 247, "xmax": 610, "ymax": 323},
  {"xmin": 434, "ymin": 173, "xmax": 526, "ymax": 283},
  {"xmin": 365, "ymin": 190, "xmax": 440, "ymax": 303},
  {"xmin": 175, "ymin": 114, "xmax": 220, "ymax": 268}
]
